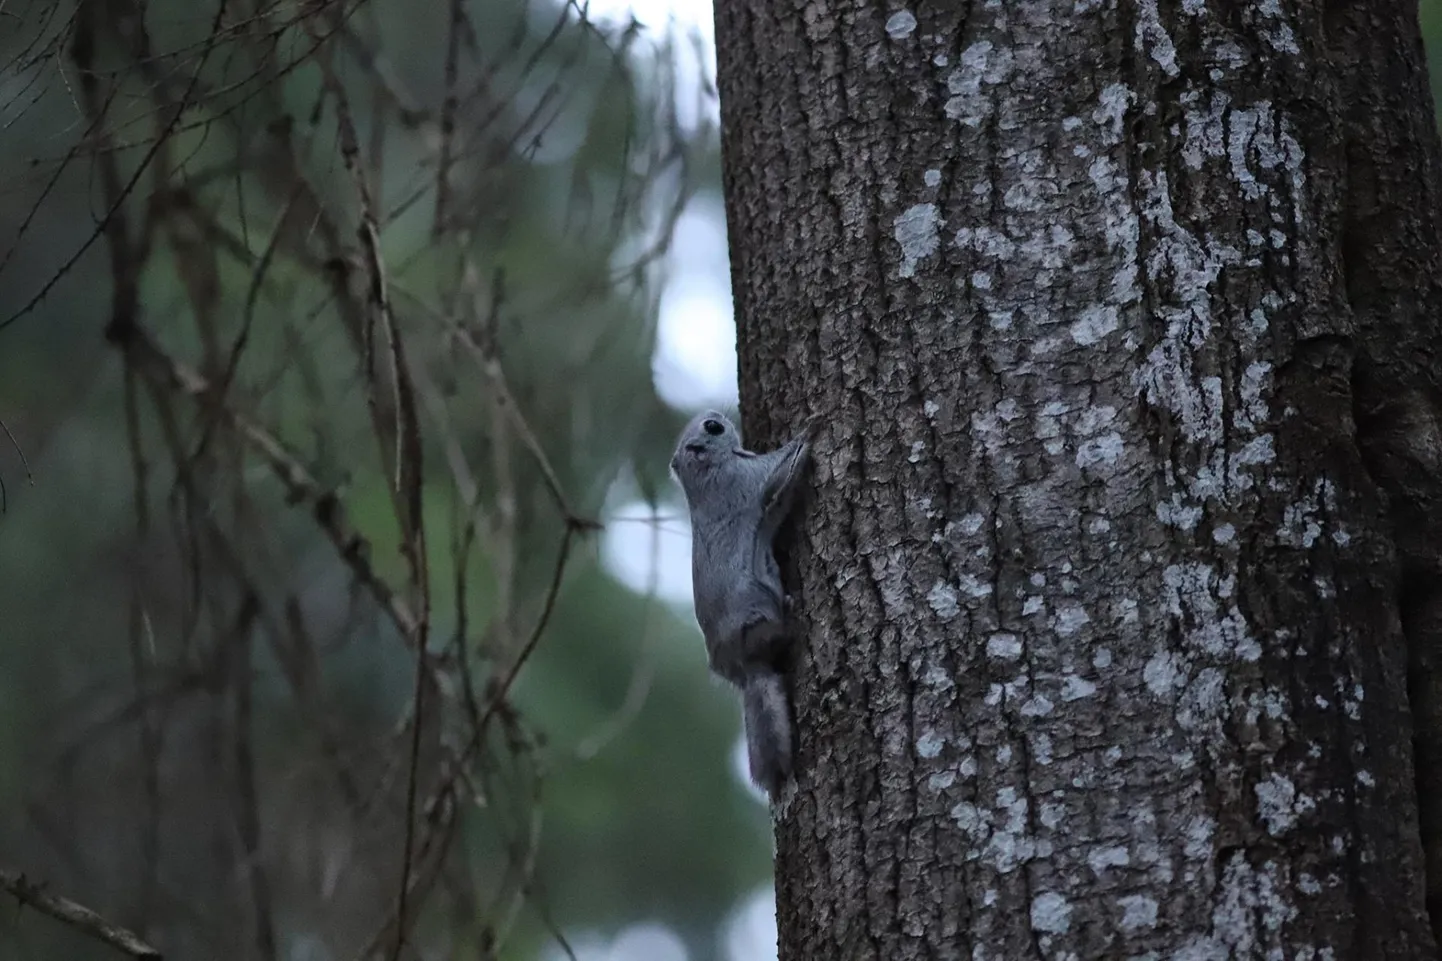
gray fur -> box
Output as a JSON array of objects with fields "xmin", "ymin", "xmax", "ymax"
[{"xmin": 670, "ymin": 409, "xmax": 817, "ymax": 801}]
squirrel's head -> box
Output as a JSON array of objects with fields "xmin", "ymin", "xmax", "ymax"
[{"xmin": 670, "ymin": 409, "xmax": 739, "ymax": 485}]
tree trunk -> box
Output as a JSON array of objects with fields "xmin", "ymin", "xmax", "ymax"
[{"xmin": 713, "ymin": 0, "xmax": 1442, "ymax": 957}]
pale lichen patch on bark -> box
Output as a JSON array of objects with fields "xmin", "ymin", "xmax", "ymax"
[
  {"xmin": 893, "ymin": 202, "xmax": 941, "ymax": 278},
  {"xmin": 1134, "ymin": 0, "xmax": 1179, "ymax": 77},
  {"xmin": 916, "ymin": 729, "xmax": 946, "ymax": 758},
  {"xmin": 1255, "ymin": 772, "xmax": 1316, "ymax": 836},
  {"xmin": 987, "ymin": 632, "xmax": 1023, "ymax": 660},
  {"xmin": 1119, "ymin": 894, "xmax": 1160, "ymax": 931},
  {"xmin": 1088, "ymin": 845, "xmax": 1131, "ymax": 874},
  {"xmin": 884, "ymin": 9, "xmax": 917, "ymax": 40},
  {"xmin": 1030, "ymin": 891, "xmax": 1072, "ymax": 936},
  {"xmin": 1256, "ymin": 0, "xmax": 1300, "ymax": 55},
  {"xmin": 944, "ymin": 41, "xmax": 1008, "ymax": 128},
  {"xmin": 927, "ymin": 580, "xmax": 961, "ymax": 620}
]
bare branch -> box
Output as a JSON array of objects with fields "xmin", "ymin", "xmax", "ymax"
[
  {"xmin": 113, "ymin": 317, "xmax": 425, "ymax": 645},
  {"xmin": 0, "ymin": 867, "xmax": 162, "ymax": 959},
  {"xmin": 1, "ymin": 0, "xmax": 703, "ymax": 955},
  {"xmin": 0, "ymin": 415, "xmax": 33, "ymax": 513}
]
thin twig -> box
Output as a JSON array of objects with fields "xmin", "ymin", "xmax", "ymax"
[
  {"xmin": 115, "ymin": 318, "xmax": 424, "ymax": 644},
  {"xmin": 306, "ymin": 27, "xmax": 436, "ymax": 960},
  {"xmin": 192, "ymin": 180, "xmax": 304, "ymax": 462},
  {"xmin": 228, "ymin": 595, "xmax": 278, "ymax": 961},
  {"xmin": 392, "ymin": 621, "xmax": 429, "ymax": 961},
  {"xmin": 0, "ymin": 414, "xmax": 33, "ymax": 513},
  {"xmin": 450, "ymin": 523, "xmax": 582, "ymax": 775},
  {"xmin": 0, "ymin": 0, "xmax": 220, "ymax": 333},
  {"xmin": 0, "ymin": 417, "xmax": 32, "ymax": 484},
  {"xmin": 389, "ymin": 275, "xmax": 600, "ymax": 530},
  {"xmin": 0, "ymin": 868, "xmax": 162, "ymax": 958},
  {"xmin": 348, "ymin": 786, "xmax": 461, "ymax": 961},
  {"xmin": 432, "ymin": 0, "xmax": 466, "ymax": 236}
]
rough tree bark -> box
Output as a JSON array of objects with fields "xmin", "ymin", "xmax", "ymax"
[{"xmin": 713, "ymin": 0, "xmax": 1442, "ymax": 958}]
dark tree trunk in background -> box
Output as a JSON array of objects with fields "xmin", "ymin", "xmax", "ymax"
[{"xmin": 714, "ymin": 0, "xmax": 1442, "ymax": 957}]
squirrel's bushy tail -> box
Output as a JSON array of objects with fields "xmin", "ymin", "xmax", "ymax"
[{"xmin": 742, "ymin": 672, "xmax": 794, "ymax": 801}]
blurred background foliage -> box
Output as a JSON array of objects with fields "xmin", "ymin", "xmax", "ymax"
[
  {"xmin": 0, "ymin": 0, "xmax": 765, "ymax": 960},
  {"xmin": 8, "ymin": 1, "xmax": 1442, "ymax": 960}
]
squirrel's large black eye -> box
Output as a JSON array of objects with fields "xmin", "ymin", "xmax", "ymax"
[{"xmin": 703, "ymin": 419, "xmax": 724, "ymax": 436}]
